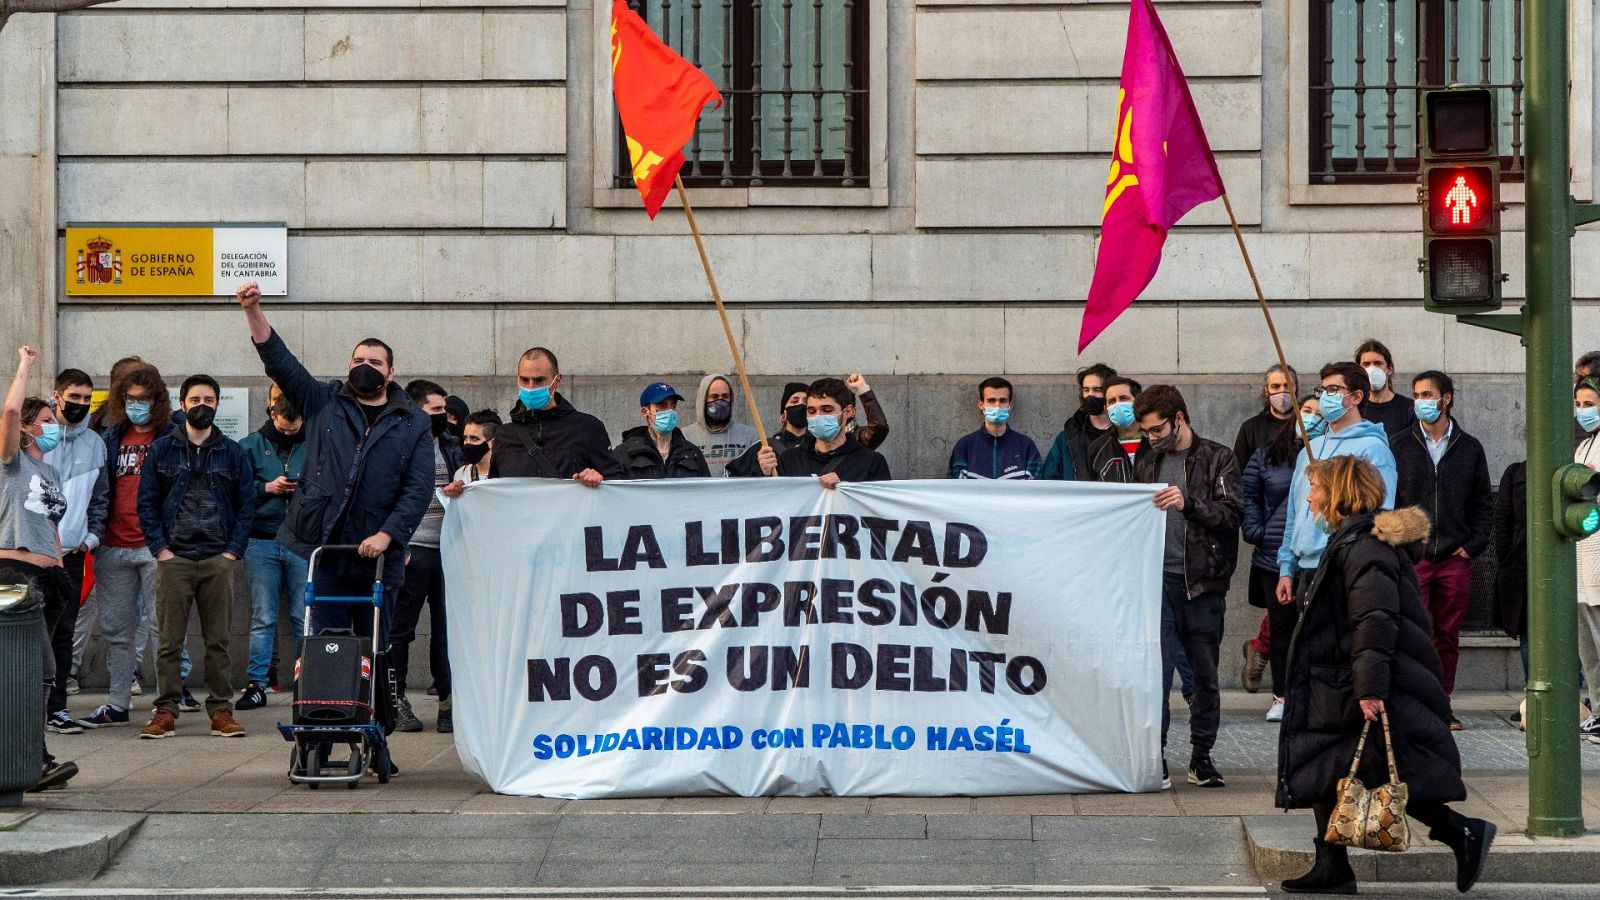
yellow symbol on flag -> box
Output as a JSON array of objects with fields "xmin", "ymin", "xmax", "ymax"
[
  {"xmin": 1103, "ymin": 89, "xmax": 1139, "ymax": 219},
  {"xmin": 626, "ymin": 136, "xmax": 665, "ymax": 185},
  {"xmin": 611, "ymin": 20, "xmax": 622, "ymax": 71}
]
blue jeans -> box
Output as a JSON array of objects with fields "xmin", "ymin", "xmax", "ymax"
[{"xmin": 244, "ymin": 538, "xmax": 308, "ymax": 685}]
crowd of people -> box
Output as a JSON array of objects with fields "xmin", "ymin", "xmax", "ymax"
[{"xmin": 0, "ymin": 284, "xmax": 1588, "ymax": 887}]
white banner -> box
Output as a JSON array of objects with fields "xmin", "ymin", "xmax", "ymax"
[{"xmin": 443, "ymin": 478, "xmax": 1166, "ymax": 798}]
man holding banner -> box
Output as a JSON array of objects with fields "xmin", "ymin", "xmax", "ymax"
[
  {"xmin": 756, "ymin": 378, "xmax": 890, "ymax": 485},
  {"xmin": 490, "ymin": 348, "xmax": 622, "ymax": 486}
]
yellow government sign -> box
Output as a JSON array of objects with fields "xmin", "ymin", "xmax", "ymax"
[{"xmin": 65, "ymin": 225, "xmax": 287, "ymax": 297}]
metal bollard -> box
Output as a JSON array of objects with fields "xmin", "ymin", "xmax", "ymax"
[{"xmin": 0, "ymin": 587, "xmax": 44, "ymax": 807}]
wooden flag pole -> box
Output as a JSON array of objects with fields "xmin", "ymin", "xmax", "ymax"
[
  {"xmin": 674, "ymin": 175, "xmax": 775, "ymax": 470},
  {"xmin": 1221, "ymin": 193, "xmax": 1314, "ymax": 458}
]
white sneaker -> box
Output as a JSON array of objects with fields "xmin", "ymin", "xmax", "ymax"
[
  {"xmin": 1581, "ymin": 715, "xmax": 1600, "ymax": 745},
  {"xmin": 130, "ymin": 681, "xmax": 143, "ymax": 696},
  {"xmin": 1266, "ymin": 697, "xmax": 1285, "ymax": 722}
]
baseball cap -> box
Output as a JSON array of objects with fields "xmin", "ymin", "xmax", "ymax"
[{"xmin": 639, "ymin": 382, "xmax": 684, "ymax": 406}]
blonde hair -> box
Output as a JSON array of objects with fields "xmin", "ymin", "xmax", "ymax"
[{"xmin": 1306, "ymin": 455, "xmax": 1386, "ymax": 528}]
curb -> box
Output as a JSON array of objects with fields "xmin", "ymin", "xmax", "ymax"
[
  {"xmin": 1243, "ymin": 815, "xmax": 1600, "ymax": 885},
  {"xmin": 0, "ymin": 811, "xmax": 145, "ymax": 885}
]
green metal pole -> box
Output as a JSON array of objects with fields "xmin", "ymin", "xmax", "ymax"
[{"xmin": 1523, "ymin": 0, "xmax": 1586, "ymax": 838}]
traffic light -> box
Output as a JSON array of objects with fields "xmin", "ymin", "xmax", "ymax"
[
  {"xmin": 1420, "ymin": 88, "xmax": 1503, "ymax": 314},
  {"xmin": 1553, "ymin": 464, "xmax": 1600, "ymax": 540}
]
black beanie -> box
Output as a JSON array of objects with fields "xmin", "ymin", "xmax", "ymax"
[{"xmin": 779, "ymin": 382, "xmax": 810, "ymax": 411}]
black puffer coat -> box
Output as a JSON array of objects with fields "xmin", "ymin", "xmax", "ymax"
[
  {"xmin": 1276, "ymin": 507, "xmax": 1467, "ymax": 810},
  {"xmin": 613, "ymin": 426, "xmax": 711, "ymax": 479}
]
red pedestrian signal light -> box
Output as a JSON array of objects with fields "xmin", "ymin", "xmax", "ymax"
[
  {"xmin": 1419, "ymin": 89, "xmax": 1502, "ymax": 314},
  {"xmin": 1428, "ymin": 166, "xmax": 1494, "ymax": 232}
]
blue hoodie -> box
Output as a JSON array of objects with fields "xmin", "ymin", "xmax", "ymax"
[{"xmin": 1276, "ymin": 419, "xmax": 1397, "ymax": 576}]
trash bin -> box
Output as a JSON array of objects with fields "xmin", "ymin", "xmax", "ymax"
[{"xmin": 0, "ymin": 583, "xmax": 43, "ymax": 807}]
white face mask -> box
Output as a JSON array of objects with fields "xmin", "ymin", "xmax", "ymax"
[{"xmin": 1364, "ymin": 365, "xmax": 1389, "ymax": 393}]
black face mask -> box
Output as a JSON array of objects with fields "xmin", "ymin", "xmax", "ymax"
[
  {"xmin": 348, "ymin": 364, "xmax": 386, "ymax": 397},
  {"xmin": 185, "ymin": 404, "xmax": 217, "ymax": 431},
  {"xmin": 430, "ymin": 412, "xmax": 450, "ymax": 437},
  {"xmin": 448, "ymin": 420, "xmax": 466, "ymax": 439},
  {"xmin": 462, "ymin": 442, "xmax": 490, "ymax": 465},
  {"xmin": 705, "ymin": 400, "xmax": 732, "ymax": 425},
  {"xmin": 784, "ymin": 404, "xmax": 807, "ymax": 429},
  {"xmin": 59, "ymin": 401, "xmax": 90, "ymax": 425},
  {"xmin": 1082, "ymin": 396, "xmax": 1107, "ymax": 416}
]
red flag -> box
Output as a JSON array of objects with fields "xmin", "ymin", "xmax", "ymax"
[
  {"xmin": 609, "ymin": 0, "xmax": 723, "ymax": 218},
  {"xmin": 1078, "ymin": 0, "xmax": 1225, "ymax": 351}
]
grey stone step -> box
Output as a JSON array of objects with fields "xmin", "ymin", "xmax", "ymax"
[{"xmin": 0, "ymin": 811, "xmax": 144, "ymax": 885}]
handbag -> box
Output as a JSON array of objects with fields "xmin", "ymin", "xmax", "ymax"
[{"xmin": 1323, "ymin": 710, "xmax": 1410, "ymax": 852}]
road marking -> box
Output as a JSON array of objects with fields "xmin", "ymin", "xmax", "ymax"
[{"xmin": 4, "ymin": 887, "xmax": 1270, "ymax": 899}]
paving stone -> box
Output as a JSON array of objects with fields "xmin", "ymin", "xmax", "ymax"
[
  {"xmin": 813, "ymin": 838, "xmax": 1036, "ymax": 885},
  {"xmin": 818, "ymin": 814, "xmax": 926, "ymax": 839}
]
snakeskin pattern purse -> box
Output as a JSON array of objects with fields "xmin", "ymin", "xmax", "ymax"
[{"xmin": 1323, "ymin": 710, "xmax": 1410, "ymax": 852}]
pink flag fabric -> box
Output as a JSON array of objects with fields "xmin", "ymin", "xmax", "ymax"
[{"xmin": 1078, "ymin": 0, "xmax": 1225, "ymax": 352}]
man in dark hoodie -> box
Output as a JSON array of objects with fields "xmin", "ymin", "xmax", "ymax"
[
  {"xmin": 235, "ymin": 394, "xmax": 307, "ymax": 710},
  {"xmin": 757, "ymin": 378, "xmax": 890, "ymax": 483},
  {"xmin": 947, "ymin": 377, "xmax": 1041, "ymax": 479},
  {"xmin": 1041, "ymin": 363, "xmax": 1117, "ymax": 480},
  {"xmin": 682, "ymin": 374, "xmax": 760, "ymax": 477},
  {"xmin": 728, "ymin": 383, "xmax": 810, "ymax": 477},
  {"xmin": 489, "ymin": 347, "xmax": 622, "ymax": 484},
  {"xmin": 1390, "ymin": 370, "xmax": 1493, "ymax": 718},
  {"xmin": 613, "ymin": 382, "xmax": 711, "ymax": 479},
  {"xmin": 135, "ymin": 374, "xmax": 254, "ymax": 740}
]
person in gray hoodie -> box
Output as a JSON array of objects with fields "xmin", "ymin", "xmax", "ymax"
[
  {"xmin": 43, "ymin": 368, "xmax": 107, "ymax": 733},
  {"xmin": 1275, "ymin": 362, "xmax": 1398, "ymax": 605},
  {"xmin": 680, "ymin": 373, "xmax": 759, "ymax": 478}
]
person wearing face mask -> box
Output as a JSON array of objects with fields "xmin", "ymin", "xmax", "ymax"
[
  {"xmin": 728, "ymin": 383, "xmax": 810, "ymax": 478},
  {"xmin": 489, "ymin": 347, "xmax": 622, "ymax": 485},
  {"xmin": 1233, "ymin": 364, "xmax": 1299, "ymax": 470},
  {"xmin": 757, "ymin": 378, "xmax": 891, "ymax": 484},
  {"xmin": 82, "ymin": 363, "xmax": 185, "ymax": 729},
  {"xmin": 1354, "ymin": 339, "xmax": 1417, "ymax": 437},
  {"xmin": 444, "ymin": 395, "xmax": 470, "ymax": 441},
  {"xmin": 1083, "ymin": 376, "xmax": 1147, "ymax": 482},
  {"xmin": 613, "ymin": 382, "xmax": 711, "ymax": 479},
  {"xmin": 947, "ymin": 378, "xmax": 1042, "ymax": 480},
  {"xmin": 452, "ymin": 410, "xmax": 501, "ymax": 485},
  {"xmin": 1574, "ymin": 379, "xmax": 1600, "ymax": 744},
  {"xmin": 235, "ymin": 395, "xmax": 308, "ymax": 711},
  {"xmin": 1131, "ymin": 385, "xmax": 1242, "ymax": 790},
  {"xmin": 1276, "ymin": 362, "xmax": 1398, "ymax": 617},
  {"xmin": 680, "ymin": 374, "xmax": 760, "ymax": 478},
  {"xmin": 1387, "ymin": 370, "xmax": 1492, "ymax": 724},
  {"xmin": 1041, "ymin": 363, "xmax": 1117, "ymax": 480},
  {"xmin": 843, "ymin": 374, "xmax": 892, "ymax": 450},
  {"xmin": 235, "ymin": 282, "xmax": 435, "ymax": 677},
  {"xmin": 1, "ymin": 348, "xmax": 79, "ymax": 790},
  {"xmin": 1240, "ymin": 394, "xmax": 1318, "ymax": 723},
  {"xmin": 41, "ymin": 368, "xmax": 106, "ymax": 734},
  {"xmin": 134, "ymin": 375, "xmax": 254, "ymax": 740}
]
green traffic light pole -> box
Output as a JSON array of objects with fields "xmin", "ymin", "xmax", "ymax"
[{"xmin": 1522, "ymin": 0, "xmax": 1593, "ymax": 838}]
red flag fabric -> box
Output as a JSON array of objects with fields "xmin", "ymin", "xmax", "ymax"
[
  {"xmin": 1078, "ymin": 0, "xmax": 1225, "ymax": 351},
  {"xmin": 609, "ymin": 0, "xmax": 723, "ymax": 218}
]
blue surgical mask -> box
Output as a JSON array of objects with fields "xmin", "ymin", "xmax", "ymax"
[
  {"xmin": 1577, "ymin": 406, "xmax": 1600, "ymax": 434},
  {"xmin": 982, "ymin": 406, "xmax": 1010, "ymax": 425},
  {"xmin": 125, "ymin": 400, "xmax": 152, "ymax": 426},
  {"xmin": 1414, "ymin": 398, "xmax": 1443, "ymax": 424},
  {"xmin": 1317, "ymin": 390, "xmax": 1349, "ymax": 424},
  {"xmin": 1301, "ymin": 412, "xmax": 1326, "ymax": 439},
  {"xmin": 32, "ymin": 423, "xmax": 61, "ymax": 453},
  {"xmin": 808, "ymin": 414, "xmax": 842, "ymax": 441},
  {"xmin": 519, "ymin": 386, "xmax": 551, "ymax": 411},
  {"xmin": 1107, "ymin": 401, "xmax": 1136, "ymax": 429},
  {"xmin": 652, "ymin": 409, "xmax": 678, "ymax": 433}
]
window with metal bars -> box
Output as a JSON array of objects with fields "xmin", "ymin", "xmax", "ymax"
[
  {"xmin": 615, "ymin": 0, "xmax": 869, "ymax": 188},
  {"xmin": 1309, "ymin": 0, "xmax": 1524, "ymax": 183}
]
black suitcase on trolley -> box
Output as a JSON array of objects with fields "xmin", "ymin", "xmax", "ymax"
[{"xmin": 293, "ymin": 630, "xmax": 373, "ymax": 725}]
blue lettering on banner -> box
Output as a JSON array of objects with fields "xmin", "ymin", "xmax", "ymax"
[{"xmin": 531, "ymin": 720, "xmax": 1028, "ymax": 760}]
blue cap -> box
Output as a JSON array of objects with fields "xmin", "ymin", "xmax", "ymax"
[{"xmin": 639, "ymin": 382, "xmax": 684, "ymax": 406}]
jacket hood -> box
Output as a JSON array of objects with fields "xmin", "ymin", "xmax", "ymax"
[
  {"xmin": 690, "ymin": 373, "xmax": 735, "ymax": 427},
  {"xmin": 62, "ymin": 410, "xmax": 93, "ymax": 440},
  {"xmin": 1321, "ymin": 419, "xmax": 1389, "ymax": 447},
  {"xmin": 511, "ymin": 392, "xmax": 576, "ymax": 424},
  {"xmin": 1373, "ymin": 506, "xmax": 1431, "ymax": 547},
  {"xmin": 804, "ymin": 434, "xmax": 863, "ymax": 462}
]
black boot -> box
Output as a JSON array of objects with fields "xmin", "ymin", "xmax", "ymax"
[
  {"xmin": 1281, "ymin": 839, "xmax": 1358, "ymax": 894},
  {"xmin": 1430, "ymin": 817, "xmax": 1496, "ymax": 893}
]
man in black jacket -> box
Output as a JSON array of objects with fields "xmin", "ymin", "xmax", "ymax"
[
  {"xmin": 728, "ymin": 383, "xmax": 809, "ymax": 477},
  {"xmin": 613, "ymin": 381, "xmax": 711, "ymax": 479},
  {"xmin": 1041, "ymin": 363, "xmax": 1116, "ymax": 480},
  {"xmin": 1390, "ymin": 370, "xmax": 1493, "ymax": 713},
  {"xmin": 1133, "ymin": 384, "xmax": 1243, "ymax": 789},
  {"xmin": 757, "ymin": 378, "xmax": 890, "ymax": 484},
  {"xmin": 489, "ymin": 347, "xmax": 622, "ymax": 484},
  {"xmin": 1083, "ymin": 376, "xmax": 1146, "ymax": 483},
  {"xmin": 234, "ymin": 282, "xmax": 434, "ymax": 650}
]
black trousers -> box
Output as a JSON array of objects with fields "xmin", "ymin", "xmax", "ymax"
[
  {"xmin": 1161, "ymin": 572, "xmax": 1225, "ymax": 756},
  {"xmin": 391, "ymin": 546, "xmax": 448, "ymax": 700},
  {"xmin": 1251, "ymin": 566, "xmax": 1301, "ymax": 698},
  {"xmin": 44, "ymin": 551, "xmax": 87, "ymax": 713}
]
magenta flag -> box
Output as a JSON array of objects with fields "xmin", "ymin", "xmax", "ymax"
[{"xmin": 1078, "ymin": 0, "xmax": 1225, "ymax": 352}]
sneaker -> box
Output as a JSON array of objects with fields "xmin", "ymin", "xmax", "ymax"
[
  {"xmin": 426, "ymin": 683, "xmax": 438, "ymax": 697},
  {"xmin": 47, "ymin": 709, "xmax": 85, "ymax": 734},
  {"xmin": 130, "ymin": 681, "xmax": 143, "ymax": 696},
  {"xmin": 437, "ymin": 699, "xmax": 453, "ymax": 734},
  {"xmin": 1581, "ymin": 715, "xmax": 1600, "ymax": 744},
  {"xmin": 65, "ymin": 676, "xmax": 80, "ymax": 695},
  {"xmin": 179, "ymin": 688, "xmax": 201, "ymax": 712},
  {"xmin": 236, "ymin": 682, "xmax": 267, "ymax": 711},
  {"xmin": 27, "ymin": 760, "xmax": 78, "ymax": 792},
  {"xmin": 82, "ymin": 704, "xmax": 130, "ymax": 728},
  {"xmin": 1187, "ymin": 755, "xmax": 1225, "ymax": 788},
  {"xmin": 139, "ymin": 708, "xmax": 177, "ymax": 739},
  {"xmin": 394, "ymin": 695, "xmax": 423, "ymax": 733},
  {"xmin": 1266, "ymin": 697, "xmax": 1285, "ymax": 722},
  {"xmin": 209, "ymin": 708, "xmax": 246, "ymax": 738},
  {"xmin": 1160, "ymin": 760, "xmax": 1172, "ymax": 791},
  {"xmin": 1449, "ymin": 716, "xmax": 1465, "ymax": 732},
  {"xmin": 1241, "ymin": 640, "xmax": 1267, "ymax": 694}
]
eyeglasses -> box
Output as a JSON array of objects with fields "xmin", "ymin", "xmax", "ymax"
[
  {"xmin": 1313, "ymin": 385, "xmax": 1350, "ymax": 398},
  {"xmin": 1140, "ymin": 418, "xmax": 1174, "ymax": 440}
]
